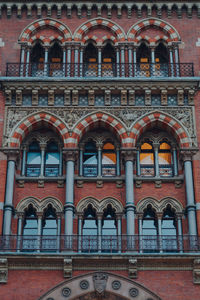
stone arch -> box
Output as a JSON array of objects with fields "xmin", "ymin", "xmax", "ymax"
[
  {"xmin": 82, "ymin": 33, "xmax": 117, "ymax": 45},
  {"xmin": 73, "ymin": 18, "xmax": 126, "ymax": 43},
  {"xmin": 38, "ymin": 271, "xmax": 162, "ymax": 300},
  {"xmin": 76, "ymin": 197, "xmax": 123, "ymax": 214},
  {"xmin": 127, "ymin": 18, "xmax": 181, "ymax": 43},
  {"xmin": 159, "ymin": 197, "xmax": 183, "ymax": 214},
  {"xmin": 100, "ymin": 197, "xmax": 124, "ymax": 214},
  {"xmin": 70, "ymin": 112, "xmax": 129, "ymax": 148},
  {"xmin": 129, "ymin": 111, "xmax": 192, "ymax": 148},
  {"xmin": 76, "ymin": 197, "xmax": 100, "ymax": 214},
  {"xmin": 136, "ymin": 197, "xmax": 160, "ymax": 214},
  {"xmin": 19, "ymin": 18, "xmax": 72, "ymax": 45},
  {"xmin": 16, "ymin": 196, "xmax": 63, "ymax": 214},
  {"xmin": 9, "ymin": 111, "xmax": 69, "ymax": 148},
  {"xmin": 29, "ymin": 33, "xmax": 64, "ymax": 46}
]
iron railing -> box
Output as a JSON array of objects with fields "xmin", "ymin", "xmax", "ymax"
[
  {"xmin": 6, "ymin": 62, "xmax": 194, "ymax": 78},
  {"xmin": 0, "ymin": 235, "xmax": 199, "ymax": 253}
]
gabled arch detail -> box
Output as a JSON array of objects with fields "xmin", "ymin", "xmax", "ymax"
[
  {"xmin": 9, "ymin": 112, "xmax": 69, "ymax": 148},
  {"xmin": 19, "ymin": 18, "xmax": 72, "ymax": 44},
  {"xmin": 127, "ymin": 18, "xmax": 181, "ymax": 43},
  {"xmin": 29, "ymin": 33, "xmax": 64, "ymax": 46},
  {"xmin": 73, "ymin": 18, "xmax": 126, "ymax": 43},
  {"xmin": 136, "ymin": 197, "xmax": 183, "ymax": 214},
  {"xmin": 16, "ymin": 196, "xmax": 63, "ymax": 213},
  {"xmin": 69, "ymin": 112, "xmax": 129, "ymax": 148},
  {"xmin": 76, "ymin": 197, "xmax": 123, "ymax": 214},
  {"xmin": 129, "ymin": 111, "xmax": 191, "ymax": 148},
  {"xmin": 82, "ymin": 33, "xmax": 117, "ymax": 44}
]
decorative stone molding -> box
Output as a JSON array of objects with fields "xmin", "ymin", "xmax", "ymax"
[
  {"xmin": 96, "ymin": 180, "xmax": 103, "ymax": 188},
  {"xmin": 155, "ymin": 180, "xmax": 162, "ymax": 188},
  {"xmin": 38, "ymin": 180, "xmax": 44, "ymax": 188},
  {"xmin": 63, "ymin": 259, "xmax": 72, "ymax": 278},
  {"xmin": 0, "ymin": 258, "xmax": 8, "ymax": 283},
  {"xmin": 128, "ymin": 259, "xmax": 138, "ymax": 279},
  {"xmin": 193, "ymin": 259, "xmax": 200, "ymax": 284},
  {"xmin": 93, "ymin": 272, "xmax": 108, "ymax": 296}
]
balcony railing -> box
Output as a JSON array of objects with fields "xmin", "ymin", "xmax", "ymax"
[
  {"xmin": 6, "ymin": 62, "xmax": 194, "ymax": 78},
  {"xmin": 0, "ymin": 235, "xmax": 199, "ymax": 254}
]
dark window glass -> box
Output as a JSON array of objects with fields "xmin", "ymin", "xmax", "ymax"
[{"xmin": 83, "ymin": 142, "xmax": 97, "ymax": 177}]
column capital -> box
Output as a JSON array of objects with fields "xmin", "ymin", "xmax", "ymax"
[
  {"xmin": 3, "ymin": 149, "xmax": 19, "ymax": 161},
  {"xmin": 180, "ymin": 148, "xmax": 198, "ymax": 162},
  {"xmin": 63, "ymin": 149, "xmax": 78, "ymax": 161},
  {"xmin": 121, "ymin": 149, "xmax": 137, "ymax": 161}
]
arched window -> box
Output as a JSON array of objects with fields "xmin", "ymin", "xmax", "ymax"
[
  {"xmin": 137, "ymin": 43, "xmax": 151, "ymax": 77},
  {"xmin": 42, "ymin": 205, "xmax": 57, "ymax": 236},
  {"xmin": 102, "ymin": 43, "xmax": 116, "ymax": 77},
  {"xmin": 102, "ymin": 205, "xmax": 117, "ymax": 252},
  {"xmin": 142, "ymin": 205, "xmax": 158, "ymax": 252},
  {"xmin": 83, "ymin": 141, "xmax": 98, "ymax": 177},
  {"xmin": 102, "ymin": 143, "xmax": 116, "ymax": 176},
  {"xmin": 22, "ymin": 205, "xmax": 38, "ymax": 250},
  {"xmin": 48, "ymin": 42, "xmax": 63, "ymax": 76},
  {"xmin": 155, "ymin": 43, "xmax": 169, "ymax": 76},
  {"xmin": 158, "ymin": 142, "xmax": 173, "ymax": 177},
  {"xmin": 45, "ymin": 142, "xmax": 60, "ymax": 177},
  {"xmin": 82, "ymin": 205, "xmax": 98, "ymax": 252},
  {"xmin": 30, "ymin": 42, "xmax": 45, "ymax": 76},
  {"xmin": 26, "ymin": 141, "xmax": 41, "ymax": 177},
  {"xmin": 162, "ymin": 205, "xmax": 177, "ymax": 251},
  {"xmin": 140, "ymin": 143, "xmax": 154, "ymax": 176},
  {"xmin": 83, "ymin": 43, "xmax": 98, "ymax": 76}
]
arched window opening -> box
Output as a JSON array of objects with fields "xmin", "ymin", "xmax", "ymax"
[
  {"xmin": 137, "ymin": 43, "xmax": 151, "ymax": 77},
  {"xmin": 22, "ymin": 205, "xmax": 38, "ymax": 251},
  {"xmin": 30, "ymin": 43, "xmax": 45, "ymax": 76},
  {"xmin": 102, "ymin": 205, "xmax": 117, "ymax": 252},
  {"xmin": 42, "ymin": 205, "xmax": 57, "ymax": 236},
  {"xmin": 140, "ymin": 143, "xmax": 154, "ymax": 176},
  {"xmin": 82, "ymin": 205, "xmax": 98, "ymax": 252},
  {"xmin": 83, "ymin": 141, "xmax": 98, "ymax": 177},
  {"xmin": 102, "ymin": 43, "xmax": 116, "ymax": 76},
  {"xmin": 158, "ymin": 142, "xmax": 173, "ymax": 177},
  {"xmin": 102, "ymin": 142, "xmax": 116, "ymax": 176},
  {"xmin": 142, "ymin": 205, "xmax": 158, "ymax": 252},
  {"xmin": 83, "ymin": 43, "xmax": 98, "ymax": 76},
  {"xmin": 45, "ymin": 142, "xmax": 60, "ymax": 177},
  {"xmin": 26, "ymin": 141, "xmax": 41, "ymax": 177},
  {"xmin": 162, "ymin": 205, "xmax": 177, "ymax": 251},
  {"xmin": 48, "ymin": 42, "xmax": 63, "ymax": 76},
  {"xmin": 155, "ymin": 43, "xmax": 169, "ymax": 76}
]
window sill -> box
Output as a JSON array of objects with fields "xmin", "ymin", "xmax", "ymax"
[
  {"xmin": 75, "ymin": 175, "xmax": 125, "ymax": 188},
  {"xmin": 135, "ymin": 175, "xmax": 184, "ymax": 188},
  {"xmin": 16, "ymin": 175, "xmax": 65, "ymax": 188}
]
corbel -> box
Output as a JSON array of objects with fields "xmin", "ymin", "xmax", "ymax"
[
  {"xmin": 188, "ymin": 89, "xmax": 195, "ymax": 105},
  {"xmin": 48, "ymin": 89, "xmax": 54, "ymax": 106},
  {"xmin": 77, "ymin": 180, "xmax": 84, "ymax": 188},
  {"xmin": 38, "ymin": 180, "xmax": 44, "ymax": 188},
  {"xmin": 121, "ymin": 90, "xmax": 127, "ymax": 106},
  {"xmin": 64, "ymin": 258, "xmax": 72, "ymax": 278},
  {"xmin": 0, "ymin": 258, "xmax": 8, "ymax": 283},
  {"xmin": 96, "ymin": 180, "xmax": 103, "ymax": 188},
  {"xmin": 16, "ymin": 89, "xmax": 23, "ymax": 106},
  {"xmin": 4, "ymin": 89, "xmax": 12, "ymax": 105},
  {"xmin": 129, "ymin": 90, "xmax": 135, "ymax": 106},
  {"xmin": 105, "ymin": 90, "xmax": 111, "ymax": 106},
  {"xmin": 193, "ymin": 258, "xmax": 200, "ymax": 284},
  {"xmin": 161, "ymin": 89, "xmax": 168, "ymax": 106},
  {"xmin": 88, "ymin": 90, "xmax": 95, "ymax": 106},
  {"xmin": 128, "ymin": 258, "xmax": 138, "ymax": 279},
  {"xmin": 32, "ymin": 89, "xmax": 38, "ymax": 106},
  {"xmin": 64, "ymin": 89, "xmax": 71, "ymax": 106},
  {"xmin": 72, "ymin": 90, "xmax": 78, "ymax": 106},
  {"xmin": 177, "ymin": 89, "xmax": 184, "ymax": 106},
  {"xmin": 145, "ymin": 89, "xmax": 151, "ymax": 106}
]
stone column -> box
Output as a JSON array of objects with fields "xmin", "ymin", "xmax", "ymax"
[
  {"xmin": 37, "ymin": 212, "xmax": 43, "ymax": 252},
  {"xmin": 78, "ymin": 214, "xmax": 82, "ymax": 252},
  {"xmin": 67, "ymin": 46, "xmax": 72, "ymax": 77},
  {"xmin": 97, "ymin": 142, "xmax": 102, "ymax": 177},
  {"xmin": 177, "ymin": 213, "xmax": 183, "ymax": 252},
  {"xmin": 44, "ymin": 47, "xmax": 49, "ymax": 76},
  {"xmin": 172, "ymin": 146, "xmax": 178, "ymax": 176},
  {"xmin": 79, "ymin": 47, "xmax": 83, "ymax": 77},
  {"xmin": 169, "ymin": 47, "xmax": 174, "ymax": 76},
  {"xmin": 20, "ymin": 47, "xmax": 25, "ymax": 76},
  {"xmin": 123, "ymin": 151, "xmax": 136, "ymax": 237},
  {"xmin": 182, "ymin": 151, "xmax": 197, "ymax": 236},
  {"xmin": 40, "ymin": 143, "xmax": 46, "ymax": 177},
  {"xmin": 79, "ymin": 144, "xmax": 84, "ymax": 176},
  {"xmin": 157, "ymin": 213, "xmax": 163, "ymax": 253},
  {"xmin": 154, "ymin": 143, "xmax": 160, "ymax": 177},
  {"xmin": 17, "ymin": 213, "xmax": 23, "ymax": 252},
  {"xmin": 136, "ymin": 149, "xmax": 141, "ymax": 176},
  {"xmin": 133, "ymin": 47, "xmax": 137, "ymax": 76},
  {"xmin": 120, "ymin": 46, "xmax": 125, "ymax": 77},
  {"xmin": 150, "ymin": 47, "xmax": 155, "ymax": 76},
  {"xmin": 21, "ymin": 145, "xmax": 27, "ymax": 176},
  {"xmin": 138, "ymin": 214, "xmax": 143, "ymax": 253},
  {"xmin": 25, "ymin": 47, "xmax": 30, "ymax": 77},
  {"xmin": 174, "ymin": 45, "xmax": 180, "ymax": 76},
  {"xmin": 64, "ymin": 150, "xmax": 77, "ymax": 237},
  {"xmin": 59, "ymin": 146, "xmax": 63, "ymax": 177},
  {"xmin": 98, "ymin": 47, "xmax": 102, "ymax": 77},
  {"xmin": 97, "ymin": 213, "xmax": 102, "ymax": 253},
  {"xmin": 116, "ymin": 214, "xmax": 122, "ymax": 252},
  {"xmin": 62, "ymin": 47, "xmax": 66, "ymax": 76},
  {"xmin": 116, "ymin": 147, "xmax": 120, "ymax": 176},
  {"xmin": 116, "ymin": 47, "xmax": 120, "ymax": 77},
  {"xmin": 57, "ymin": 214, "xmax": 61, "ymax": 252},
  {"xmin": 128, "ymin": 46, "xmax": 133, "ymax": 77},
  {"xmin": 3, "ymin": 151, "xmax": 18, "ymax": 235},
  {"xmin": 74, "ymin": 45, "xmax": 79, "ymax": 77}
]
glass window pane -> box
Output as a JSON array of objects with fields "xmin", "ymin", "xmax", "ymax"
[
  {"xmin": 27, "ymin": 152, "xmax": 41, "ymax": 164},
  {"xmin": 45, "ymin": 152, "xmax": 59, "ymax": 164}
]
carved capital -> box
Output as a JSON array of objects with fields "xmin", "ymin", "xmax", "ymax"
[
  {"xmin": 63, "ymin": 149, "xmax": 78, "ymax": 161},
  {"xmin": 122, "ymin": 149, "xmax": 136, "ymax": 161},
  {"xmin": 180, "ymin": 148, "xmax": 198, "ymax": 162},
  {"xmin": 3, "ymin": 149, "xmax": 19, "ymax": 161}
]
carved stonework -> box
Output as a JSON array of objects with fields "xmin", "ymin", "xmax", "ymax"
[
  {"xmin": 63, "ymin": 259, "xmax": 72, "ymax": 278},
  {"xmin": 193, "ymin": 259, "xmax": 200, "ymax": 284},
  {"xmin": 128, "ymin": 259, "xmax": 138, "ymax": 279},
  {"xmin": 93, "ymin": 273, "xmax": 108, "ymax": 296},
  {"xmin": 0, "ymin": 258, "xmax": 8, "ymax": 283}
]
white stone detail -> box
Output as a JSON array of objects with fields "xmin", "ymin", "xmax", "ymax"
[{"xmin": 0, "ymin": 38, "xmax": 5, "ymax": 47}]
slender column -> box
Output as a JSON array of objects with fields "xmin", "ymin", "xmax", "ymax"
[
  {"xmin": 40, "ymin": 144, "xmax": 46, "ymax": 177},
  {"xmin": 79, "ymin": 145, "xmax": 83, "ymax": 176},
  {"xmin": 136, "ymin": 150, "xmax": 141, "ymax": 176},
  {"xmin": 116, "ymin": 48, "xmax": 120, "ymax": 77},
  {"xmin": 128, "ymin": 46, "xmax": 133, "ymax": 77},
  {"xmin": 37, "ymin": 213, "xmax": 42, "ymax": 252},
  {"xmin": 25, "ymin": 48, "xmax": 30, "ymax": 77},
  {"xmin": 3, "ymin": 151, "xmax": 18, "ymax": 235},
  {"xmin": 44, "ymin": 47, "xmax": 49, "ymax": 76},
  {"xmin": 21, "ymin": 145, "xmax": 27, "ymax": 176},
  {"xmin": 20, "ymin": 47, "xmax": 25, "ymax": 76},
  {"xmin": 98, "ymin": 47, "xmax": 102, "ymax": 77},
  {"xmin": 74, "ymin": 46, "xmax": 79, "ymax": 77},
  {"xmin": 59, "ymin": 148, "xmax": 63, "ymax": 176},
  {"xmin": 116, "ymin": 147, "xmax": 120, "ymax": 176},
  {"xmin": 97, "ymin": 143, "xmax": 102, "ymax": 177},
  {"xmin": 169, "ymin": 48, "xmax": 174, "ymax": 77},
  {"xmin": 67, "ymin": 47, "xmax": 71, "ymax": 77},
  {"xmin": 177, "ymin": 214, "xmax": 183, "ymax": 253},
  {"xmin": 97, "ymin": 214, "xmax": 102, "ymax": 253},
  {"xmin": 172, "ymin": 147, "xmax": 178, "ymax": 176},
  {"xmin": 120, "ymin": 46, "xmax": 125, "ymax": 77},
  {"xmin": 17, "ymin": 213, "xmax": 23, "ymax": 252},
  {"xmin": 116, "ymin": 214, "xmax": 122, "ymax": 252},
  {"xmin": 174, "ymin": 46, "xmax": 180, "ymax": 76},
  {"xmin": 154, "ymin": 144, "xmax": 159, "ymax": 177},
  {"xmin": 62, "ymin": 47, "xmax": 66, "ymax": 76},
  {"xmin": 80, "ymin": 48, "xmax": 83, "ymax": 77},
  {"xmin": 151, "ymin": 47, "xmax": 155, "ymax": 76},
  {"xmin": 138, "ymin": 214, "xmax": 143, "ymax": 253},
  {"xmin": 157, "ymin": 215, "xmax": 163, "ymax": 253},
  {"xmin": 57, "ymin": 215, "xmax": 61, "ymax": 252},
  {"xmin": 133, "ymin": 47, "xmax": 137, "ymax": 76},
  {"xmin": 78, "ymin": 215, "xmax": 82, "ymax": 252},
  {"xmin": 182, "ymin": 153, "xmax": 197, "ymax": 236},
  {"xmin": 124, "ymin": 151, "xmax": 135, "ymax": 237},
  {"xmin": 64, "ymin": 151, "xmax": 76, "ymax": 237}
]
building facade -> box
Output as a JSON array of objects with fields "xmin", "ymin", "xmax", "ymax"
[{"xmin": 0, "ymin": 1, "xmax": 200, "ymax": 299}]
